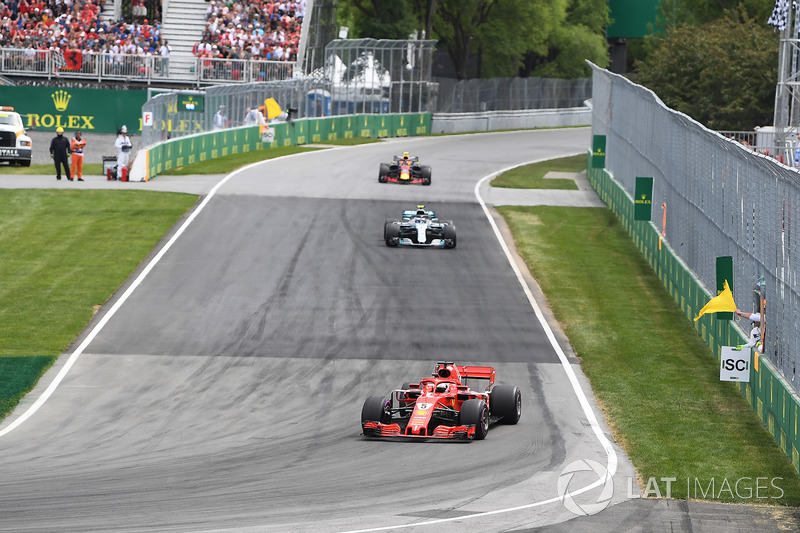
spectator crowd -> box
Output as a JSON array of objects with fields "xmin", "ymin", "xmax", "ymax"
[
  {"xmin": 194, "ymin": 0, "xmax": 304, "ymax": 64},
  {"xmin": 0, "ymin": 0, "xmax": 164, "ymax": 55},
  {"xmin": 0, "ymin": 0, "xmax": 305, "ymax": 79}
]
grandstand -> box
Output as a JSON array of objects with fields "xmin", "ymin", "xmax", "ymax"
[{"xmin": 0, "ymin": 0, "xmax": 306, "ymax": 86}]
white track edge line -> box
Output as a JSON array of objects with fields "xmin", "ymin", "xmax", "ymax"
[
  {"xmin": 0, "ymin": 160, "xmax": 264, "ymax": 439},
  {"xmin": 340, "ymin": 158, "xmax": 618, "ymax": 533}
]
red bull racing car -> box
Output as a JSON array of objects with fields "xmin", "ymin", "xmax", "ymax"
[
  {"xmin": 361, "ymin": 361, "xmax": 521, "ymax": 440},
  {"xmin": 378, "ymin": 152, "xmax": 432, "ymax": 185}
]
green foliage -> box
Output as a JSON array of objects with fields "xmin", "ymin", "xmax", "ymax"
[
  {"xmin": 433, "ymin": 0, "xmax": 564, "ymax": 78},
  {"xmin": 337, "ymin": 0, "xmax": 418, "ymax": 39},
  {"xmin": 655, "ymin": 0, "xmax": 775, "ymax": 30},
  {"xmin": 338, "ymin": 0, "xmax": 608, "ymax": 79},
  {"xmin": 523, "ymin": 0, "xmax": 610, "ymax": 78},
  {"xmin": 635, "ymin": 15, "xmax": 778, "ymax": 130}
]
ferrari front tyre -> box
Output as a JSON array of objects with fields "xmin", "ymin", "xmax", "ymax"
[
  {"xmin": 442, "ymin": 224, "xmax": 457, "ymax": 249},
  {"xmin": 385, "ymin": 223, "xmax": 400, "ymax": 247},
  {"xmin": 379, "ymin": 163, "xmax": 390, "ymax": 183},
  {"xmin": 362, "ymin": 396, "xmax": 391, "ymax": 425},
  {"xmin": 460, "ymin": 399, "xmax": 489, "ymax": 440},
  {"xmin": 490, "ymin": 385, "xmax": 521, "ymax": 424},
  {"xmin": 421, "ymin": 165, "xmax": 432, "ymax": 185}
]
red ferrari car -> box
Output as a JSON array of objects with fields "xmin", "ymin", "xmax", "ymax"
[{"xmin": 361, "ymin": 361, "xmax": 521, "ymax": 440}]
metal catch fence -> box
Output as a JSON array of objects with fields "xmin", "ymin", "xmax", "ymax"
[
  {"xmin": 591, "ymin": 63, "xmax": 800, "ymax": 392},
  {"xmin": 141, "ymin": 38, "xmax": 439, "ymax": 146},
  {"xmin": 434, "ymin": 77, "xmax": 592, "ymax": 113},
  {"xmin": 0, "ymin": 47, "xmax": 171, "ymax": 83}
]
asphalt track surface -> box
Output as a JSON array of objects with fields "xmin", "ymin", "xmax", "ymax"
[{"xmin": 4, "ymin": 129, "xmax": 787, "ymax": 532}]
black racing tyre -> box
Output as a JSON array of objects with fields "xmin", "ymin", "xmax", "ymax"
[
  {"xmin": 361, "ymin": 396, "xmax": 391, "ymax": 425},
  {"xmin": 379, "ymin": 163, "xmax": 390, "ymax": 183},
  {"xmin": 385, "ymin": 223, "xmax": 400, "ymax": 247},
  {"xmin": 459, "ymin": 399, "xmax": 489, "ymax": 440},
  {"xmin": 490, "ymin": 385, "xmax": 521, "ymax": 425},
  {"xmin": 421, "ymin": 165, "xmax": 432, "ymax": 185},
  {"xmin": 383, "ymin": 219, "xmax": 394, "ymax": 241},
  {"xmin": 442, "ymin": 224, "xmax": 457, "ymax": 249}
]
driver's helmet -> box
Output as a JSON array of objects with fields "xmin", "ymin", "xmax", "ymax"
[
  {"xmin": 416, "ymin": 209, "xmax": 426, "ymax": 216},
  {"xmin": 435, "ymin": 382, "xmax": 449, "ymax": 393},
  {"xmin": 402, "ymin": 151, "xmax": 410, "ymax": 160}
]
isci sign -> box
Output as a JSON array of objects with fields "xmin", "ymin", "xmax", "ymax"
[
  {"xmin": 720, "ymin": 346, "xmax": 750, "ymax": 382},
  {"xmin": 0, "ymin": 86, "xmax": 147, "ymax": 134}
]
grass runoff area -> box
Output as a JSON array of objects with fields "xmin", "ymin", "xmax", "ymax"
[
  {"xmin": 490, "ymin": 153, "xmax": 583, "ymax": 189},
  {"xmin": 0, "ymin": 190, "xmax": 198, "ymax": 420},
  {"xmin": 1, "ymin": 148, "xmax": 798, "ymax": 507},
  {"xmin": 496, "ymin": 158, "xmax": 800, "ymax": 505}
]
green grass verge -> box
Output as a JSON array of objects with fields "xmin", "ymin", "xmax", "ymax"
[
  {"xmin": 0, "ymin": 190, "xmax": 197, "ymax": 358},
  {"xmin": 0, "ymin": 163, "xmax": 103, "ymax": 176},
  {"xmin": 0, "ymin": 356, "xmax": 57, "ymax": 418},
  {"xmin": 490, "ymin": 154, "xmax": 585, "ymax": 189},
  {"xmin": 498, "ymin": 205, "xmax": 800, "ymax": 505}
]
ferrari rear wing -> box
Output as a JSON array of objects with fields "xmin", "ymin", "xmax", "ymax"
[
  {"xmin": 434, "ymin": 361, "xmax": 495, "ymax": 385},
  {"xmin": 458, "ymin": 366, "xmax": 496, "ymax": 384}
]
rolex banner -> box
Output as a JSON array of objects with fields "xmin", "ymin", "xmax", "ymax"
[
  {"xmin": 634, "ymin": 176, "xmax": 654, "ymax": 221},
  {"xmin": 0, "ymin": 86, "xmax": 147, "ymax": 134}
]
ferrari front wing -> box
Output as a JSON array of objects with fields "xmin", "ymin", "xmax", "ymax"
[{"xmin": 362, "ymin": 421, "xmax": 476, "ymax": 440}]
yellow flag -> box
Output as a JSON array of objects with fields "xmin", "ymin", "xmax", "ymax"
[
  {"xmin": 694, "ymin": 280, "xmax": 737, "ymax": 321},
  {"xmin": 264, "ymin": 98, "xmax": 283, "ymax": 120}
]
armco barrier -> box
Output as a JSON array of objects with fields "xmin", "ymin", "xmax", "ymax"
[
  {"xmin": 142, "ymin": 113, "xmax": 431, "ymax": 180},
  {"xmin": 587, "ymin": 152, "xmax": 800, "ymax": 473}
]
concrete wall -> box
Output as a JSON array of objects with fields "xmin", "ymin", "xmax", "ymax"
[{"xmin": 431, "ymin": 106, "xmax": 592, "ymax": 134}]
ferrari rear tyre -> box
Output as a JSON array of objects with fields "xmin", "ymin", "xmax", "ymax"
[
  {"xmin": 490, "ymin": 385, "xmax": 521, "ymax": 425},
  {"xmin": 385, "ymin": 223, "xmax": 400, "ymax": 247},
  {"xmin": 362, "ymin": 396, "xmax": 391, "ymax": 425},
  {"xmin": 442, "ymin": 224, "xmax": 457, "ymax": 249},
  {"xmin": 379, "ymin": 163, "xmax": 390, "ymax": 183},
  {"xmin": 421, "ymin": 165, "xmax": 432, "ymax": 185},
  {"xmin": 460, "ymin": 399, "xmax": 489, "ymax": 440}
]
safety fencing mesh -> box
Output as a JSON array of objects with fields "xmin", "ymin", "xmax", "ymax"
[
  {"xmin": 591, "ymin": 63, "xmax": 800, "ymax": 393},
  {"xmin": 434, "ymin": 77, "xmax": 592, "ymax": 113},
  {"xmin": 142, "ymin": 38, "xmax": 438, "ymax": 147}
]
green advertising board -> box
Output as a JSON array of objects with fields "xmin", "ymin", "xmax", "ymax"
[
  {"xmin": 0, "ymin": 86, "xmax": 147, "ymax": 133},
  {"xmin": 607, "ymin": 0, "xmax": 660, "ymax": 38},
  {"xmin": 716, "ymin": 256, "xmax": 734, "ymax": 321},
  {"xmin": 178, "ymin": 94, "xmax": 204, "ymax": 113},
  {"xmin": 634, "ymin": 176, "xmax": 653, "ymax": 221},
  {"xmin": 592, "ymin": 135, "xmax": 606, "ymax": 168}
]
